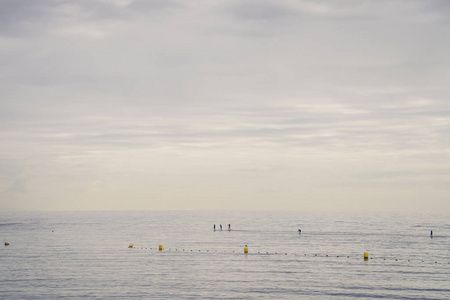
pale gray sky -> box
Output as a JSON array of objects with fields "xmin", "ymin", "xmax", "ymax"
[{"xmin": 1, "ymin": 0, "xmax": 449, "ymax": 212}]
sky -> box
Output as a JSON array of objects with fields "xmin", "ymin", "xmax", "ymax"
[{"xmin": 1, "ymin": 0, "xmax": 449, "ymax": 212}]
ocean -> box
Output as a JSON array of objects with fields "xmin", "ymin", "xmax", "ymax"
[{"xmin": 1, "ymin": 211, "xmax": 449, "ymax": 299}]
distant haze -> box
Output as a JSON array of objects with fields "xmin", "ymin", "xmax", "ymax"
[{"xmin": 1, "ymin": 0, "xmax": 449, "ymax": 212}]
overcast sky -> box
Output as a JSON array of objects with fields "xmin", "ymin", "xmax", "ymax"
[{"xmin": 1, "ymin": 0, "xmax": 449, "ymax": 212}]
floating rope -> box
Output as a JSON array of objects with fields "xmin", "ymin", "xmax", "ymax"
[{"xmin": 128, "ymin": 244, "xmax": 448, "ymax": 264}]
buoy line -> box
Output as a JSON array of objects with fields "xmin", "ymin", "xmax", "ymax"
[{"xmin": 128, "ymin": 244, "xmax": 448, "ymax": 264}]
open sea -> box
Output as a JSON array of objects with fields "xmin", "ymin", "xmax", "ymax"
[{"xmin": 1, "ymin": 211, "xmax": 449, "ymax": 299}]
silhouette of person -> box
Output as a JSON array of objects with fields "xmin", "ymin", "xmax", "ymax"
[
  {"xmin": 214, "ymin": 224, "xmax": 216, "ymax": 231},
  {"xmin": 431, "ymin": 230, "xmax": 433, "ymax": 237},
  {"xmin": 298, "ymin": 229, "xmax": 301, "ymax": 234},
  {"xmin": 220, "ymin": 224, "xmax": 222, "ymax": 231},
  {"xmin": 228, "ymin": 224, "xmax": 231, "ymax": 231}
]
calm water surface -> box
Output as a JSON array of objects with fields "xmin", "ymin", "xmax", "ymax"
[{"xmin": 1, "ymin": 211, "xmax": 449, "ymax": 299}]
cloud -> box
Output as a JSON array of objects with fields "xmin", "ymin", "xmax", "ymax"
[
  {"xmin": 125, "ymin": 0, "xmax": 182, "ymax": 12},
  {"xmin": 1, "ymin": 0, "xmax": 449, "ymax": 212},
  {"xmin": 0, "ymin": 0, "xmax": 105, "ymax": 37},
  {"xmin": 0, "ymin": 0, "xmax": 182, "ymax": 38},
  {"xmin": 221, "ymin": 0, "xmax": 297, "ymax": 21}
]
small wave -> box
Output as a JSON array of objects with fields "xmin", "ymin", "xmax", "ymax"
[
  {"xmin": 228, "ymin": 229, "xmax": 295, "ymax": 234},
  {"xmin": 0, "ymin": 223, "xmax": 22, "ymax": 227}
]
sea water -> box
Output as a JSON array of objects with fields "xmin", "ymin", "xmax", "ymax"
[{"xmin": 0, "ymin": 211, "xmax": 449, "ymax": 299}]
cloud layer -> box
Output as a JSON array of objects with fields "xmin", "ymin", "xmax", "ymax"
[{"xmin": 1, "ymin": 0, "xmax": 449, "ymax": 212}]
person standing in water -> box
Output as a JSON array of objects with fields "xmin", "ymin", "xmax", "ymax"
[
  {"xmin": 220, "ymin": 224, "xmax": 222, "ymax": 231},
  {"xmin": 228, "ymin": 224, "xmax": 231, "ymax": 231},
  {"xmin": 431, "ymin": 230, "xmax": 433, "ymax": 237},
  {"xmin": 214, "ymin": 224, "xmax": 216, "ymax": 231}
]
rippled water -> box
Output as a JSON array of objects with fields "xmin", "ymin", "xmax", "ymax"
[{"xmin": 1, "ymin": 211, "xmax": 449, "ymax": 299}]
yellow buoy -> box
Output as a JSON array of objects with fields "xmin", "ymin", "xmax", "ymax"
[
  {"xmin": 159, "ymin": 244, "xmax": 163, "ymax": 251},
  {"xmin": 244, "ymin": 246, "xmax": 248, "ymax": 254},
  {"xmin": 364, "ymin": 252, "xmax": 369, "ymax": 259}
]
